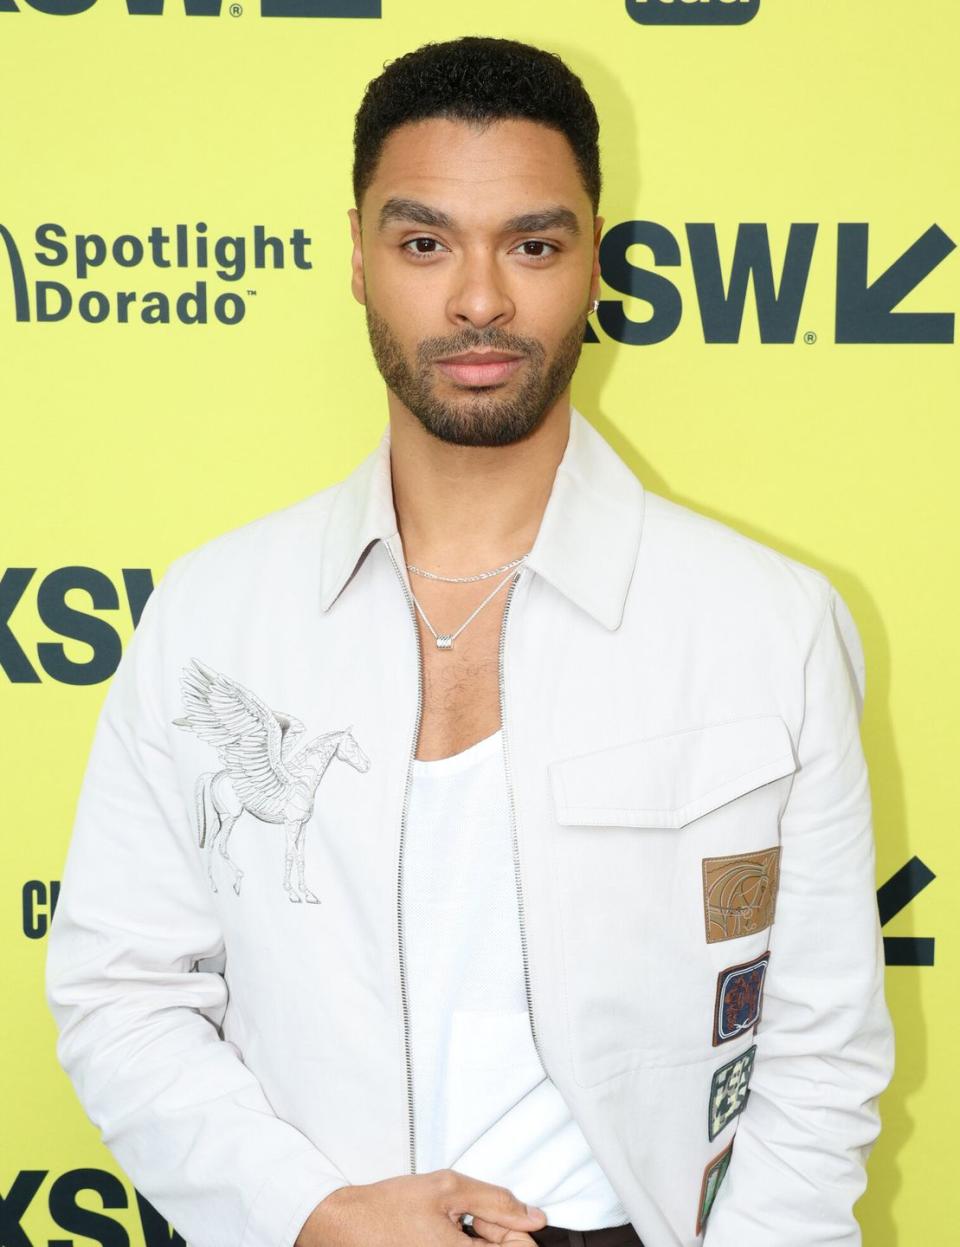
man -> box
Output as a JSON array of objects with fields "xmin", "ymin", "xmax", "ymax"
[{"xmin": 46, "ymin": 35, "xmax": 893, "ymax": 1247}]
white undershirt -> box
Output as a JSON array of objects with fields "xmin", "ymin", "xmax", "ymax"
[{"xmin": 404, "ymin": 727, "xmax": 630, "ymax": 1230}]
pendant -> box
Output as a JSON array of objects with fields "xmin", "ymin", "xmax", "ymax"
[{"xmin": 436, "ymin": 635, "xmax": 454, "ymax": 650}]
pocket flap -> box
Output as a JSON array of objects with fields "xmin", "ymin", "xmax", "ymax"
[{"xmin": 549, "ymin": 714, "xmax": 797, "ymax": 829}]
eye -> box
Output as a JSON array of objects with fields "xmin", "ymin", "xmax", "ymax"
[
  {"xmin": 401, "ymin": 237, "xmax": 449, "ymax": 258},
  {"xmin": 512, "ymin": 239, "xmax": 559, "ymax": 261}
]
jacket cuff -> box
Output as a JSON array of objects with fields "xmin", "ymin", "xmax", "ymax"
[{"xmin": 240, "ymin": 1145, "xmax": 351, "ymax": 1247}]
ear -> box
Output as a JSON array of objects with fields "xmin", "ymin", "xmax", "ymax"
[
  {"xmin": 590, "ymin": 215, "xmax": 604, "ymax": 305},
  {"xmin": 348, "ymin": 208, "xmax": 366, "ymax": 306}
]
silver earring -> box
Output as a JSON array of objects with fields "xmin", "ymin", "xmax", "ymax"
[{"xmin": 589, "ymin": 298, "xmax": 600, "ymax": 316}]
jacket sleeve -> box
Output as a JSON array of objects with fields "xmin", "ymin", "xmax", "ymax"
[
  {"xmin": 44, "ymin": 556, "xmax": 350, "ymax": 1247},
  {"xmin": 703, "ymin": 581, "xmax": 895, "ymax": 1246}
]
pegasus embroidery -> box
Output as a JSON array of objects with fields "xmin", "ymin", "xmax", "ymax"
[{"xmin": 173, "ymin": 658, "xmax": 371, "ymax": 903}]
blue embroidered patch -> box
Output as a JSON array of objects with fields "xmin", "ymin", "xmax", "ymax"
[
  {"xmin": 696, "ymin": 1142, "xmax": 733, "ymax": 1235},
  {"xmin": 713, "ymin": 952, "xmax": 770, "ymax": 1045},
  {"xmin": 708, "ymin": 1045, "xmax": 756, "ymax": 1139}
]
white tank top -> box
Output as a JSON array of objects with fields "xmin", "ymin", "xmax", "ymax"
[{"xmin": 404, "ymin": 727, "xmax": 630, "ymax": 1229}]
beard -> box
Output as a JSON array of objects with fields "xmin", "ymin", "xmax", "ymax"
[{"xmin": 363, "ymin": 301, "xmax": 588, "ymax": 448}]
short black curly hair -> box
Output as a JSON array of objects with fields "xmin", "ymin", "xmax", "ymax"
[{"xmin": 352, "ymin": 36, "xmax": 602, "ymax": 216}]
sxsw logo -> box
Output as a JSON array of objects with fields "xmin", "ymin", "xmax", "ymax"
[
  {"xmin": 1, "ymin": 566, "xmax": 154, "ymax": 686},
  {"xmin": 0, "ymin": 1170, "xmax": 186, "ymax": 1247},
  {"xmin": 588, "ymin": 222, "xmax": 956, "ymax": 345},
  {"xmin": 0, "ymin": 0, "xmax": 380, "ymax": 16},
  {"xmin": 627, "ymin": 0, "xmax": 760, "ymax": 25}
]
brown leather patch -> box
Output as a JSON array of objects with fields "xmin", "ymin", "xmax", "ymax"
[{"xmin": 702, "ymin": 847, "xmax": 781, "ymax": 943}]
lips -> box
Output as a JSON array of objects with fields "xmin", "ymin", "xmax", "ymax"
[{"xmin": 434, "ymin": 350, "xmax": 525, "ymax": 388}]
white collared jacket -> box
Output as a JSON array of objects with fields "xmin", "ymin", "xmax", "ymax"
[{"xmin": 45, "ymin": 407, "xmax": 894, "ymax": 1247}]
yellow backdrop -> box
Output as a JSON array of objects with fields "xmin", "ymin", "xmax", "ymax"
[{"xmin": 2, "ymin": 2, "xmax": 954, "ymax": 1243}]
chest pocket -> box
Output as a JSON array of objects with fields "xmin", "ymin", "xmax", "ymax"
[
  {"xmin": 549, "ymin": 714, "xmax": 797, "ymax": 829},
  {"xmin": 546, "ymin": 715, "xmax": 798, "ymax": 1087}
]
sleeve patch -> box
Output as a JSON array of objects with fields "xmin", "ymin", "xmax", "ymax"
[
  {"xmin": 708, "ymin": 1044, "xmax": 756, "ymax": 1140},
  {"xmin": 696, "ymin": 1141, "xmax": 734, "ymax": 1235},
  {"xmin": 702, "ymin": 846, "xmax": 781, "ymax": 943},
  {"xmin": 712, "ymin": 952, "xmax": 770, "ymax": 1045}
]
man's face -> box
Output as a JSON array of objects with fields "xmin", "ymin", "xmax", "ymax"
[{"xmin": 348, "ymin": 117, "xmax": 602, "ymax": 448}]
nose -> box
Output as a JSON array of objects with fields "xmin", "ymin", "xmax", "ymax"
[{"xmin": 445, "ymin": 247, "xmax": 515, "ymax": 330}]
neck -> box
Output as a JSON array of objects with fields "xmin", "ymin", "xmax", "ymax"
[{"xmin": 387, "ymin": 391, "xmax": 572, "ymax": 575}]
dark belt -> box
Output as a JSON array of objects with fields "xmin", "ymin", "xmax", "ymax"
[{"xmin": 462, "ymin": 1220, "xmax": 643, "ymax": 1247}]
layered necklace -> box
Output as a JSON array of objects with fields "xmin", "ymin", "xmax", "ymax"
[{"xmin": 405, "ymin": 554, "xmax": 529, "ymax": 650}]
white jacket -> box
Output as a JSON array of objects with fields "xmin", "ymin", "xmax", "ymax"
[{"xmin": 45, "ymin": 407, "xmax": 894, "ymax": 1247}]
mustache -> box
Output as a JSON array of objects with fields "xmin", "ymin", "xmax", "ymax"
[{"xmin": 416, "ymin": 330, "xmax": 544, "ymax": 364}]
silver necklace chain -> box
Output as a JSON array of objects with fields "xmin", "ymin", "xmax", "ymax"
[
  {"xmin": 406, "ymin": 557, "xmax": 528, "ymax": 650},
  {"xmin": 405, "ymin": 553, "xmax": 528, "ymax": 583}
]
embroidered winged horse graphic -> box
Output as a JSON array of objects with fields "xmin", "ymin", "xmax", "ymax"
[{"xmin": 172, "ymin": 658, "xmax": 371, "ymax": 903}]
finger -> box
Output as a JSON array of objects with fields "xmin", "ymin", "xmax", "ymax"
[{"xmin": 467, "ymin": 1216, "xmax": 540, "ymax": 1245}]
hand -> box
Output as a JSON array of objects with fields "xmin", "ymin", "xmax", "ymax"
[{"xmin": 294, "ymin": 1169, "xmax": 548, "ymax": 1247}]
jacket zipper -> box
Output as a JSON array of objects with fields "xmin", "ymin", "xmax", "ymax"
[
  {"xmin": 384, "ymin": 541, "xmax": 543, "ymax": 1177},
  {"xmin": 498, "ymin": 569, "xmax": 546, "ymax": 1067},
  {"xmin": 384, "ymin": 538, "xmax": 424, "ymax": 1175}
]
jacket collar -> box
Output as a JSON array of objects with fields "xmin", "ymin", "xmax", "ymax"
[{"xmin": 317, "ymin": 406, "xmax": 646, "ymax": 631}]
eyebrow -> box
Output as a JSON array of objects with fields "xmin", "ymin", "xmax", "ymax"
[
  {"xmin": 376, "ymin": 197, "xmax": 581, "ymax": 237},
  {"xmin": 506, "ymin": 207, "xmax": 581, "ymax": 237},
  {"xmin": 378, "ymin": 198, "xmax": 454, "ymax": 231}
]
